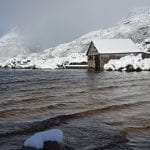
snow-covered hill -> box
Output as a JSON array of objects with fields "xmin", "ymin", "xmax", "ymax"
[
  {"xmin": 0, "ymin": 29, "xmax": 29, "ymax": 58},
  {"xmin": 0, "ymin": 8, "xmax": 150, "ymax": 69}
]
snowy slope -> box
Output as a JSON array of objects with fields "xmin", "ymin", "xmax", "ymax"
[
  {"xmin": 0, "ymin": 29, "xmax": 29, "ymax": 58},
  {"xmin": 0, "ymin": 8, "xmax": 150, "ymax": 69}
]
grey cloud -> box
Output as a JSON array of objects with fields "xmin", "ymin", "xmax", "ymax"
[{"xmin": 0, "ymin": 0, "xmax": 150, "ymax": 50}]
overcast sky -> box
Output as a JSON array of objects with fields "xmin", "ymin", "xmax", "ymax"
[{"xmin": 0, "ymin": 0, "xmax": 150, "ymax": 49}]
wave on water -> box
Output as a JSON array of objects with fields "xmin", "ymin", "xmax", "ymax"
[
  {"xmin": 0, "ymin": 114, "xmax": 129, "ymax": 150},
  {"xmin": 0, "ymin": 100, "xmax": 149, "ymax": 137},
  {"xmin": 123, "ymin": 125, "xmax": 150, "ymax": 133},
  {"xmin": 0, "ymin": 69, "xmax": 149, "ymax": 149}
]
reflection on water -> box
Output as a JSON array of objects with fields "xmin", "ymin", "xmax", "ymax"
[{"xmin": 0, "ymin": 69, "xmax": 150, "ymax": 149}]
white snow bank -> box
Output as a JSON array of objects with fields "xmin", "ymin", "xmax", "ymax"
[
  {"xmin": 104, "ymin": 54, "xmax": 150, "ymax": 71},
  {"xmin": 0, "ymin": 52, "xmax": 86, "ymax": 69},
  {"xmin": 24, "ymin": 129, "xmax": 63, "ymax": 149}
]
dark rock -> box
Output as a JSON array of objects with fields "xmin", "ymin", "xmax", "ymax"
[
  {"xmin": 135, "ymin": 67, "xmax": 142, "ymax": 72},
  {"xmin": 118, "ymin": 67, "xmax": 124, "ymax": 72},
  {"xmin": 106, "ymin": 68, "xmax": 113, "ymax": 71},
  {"xmin": 44, "ymin": 141, "xmax": 61, "ymax": 150},
  {"xmin": 22, "ymin": 142, "xmax": 73, "ymax": 150},
  {"xmin": 22, "ymin": 146, "xmax": 38, "ymax": 150},
  {"xmin": 126, "ymin": 65, "xmax": 134, "ymax": 72},
  {"xmin": 44, "ymin": 142, "xmax": 73, "ymax": 150}
]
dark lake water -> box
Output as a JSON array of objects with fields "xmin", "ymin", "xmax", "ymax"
[{"xmin": 0, "ymin": 69, "xmax": 150, "ymax": 150}]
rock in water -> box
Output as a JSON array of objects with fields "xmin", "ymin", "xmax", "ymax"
[
  {"xmin": 43, "ymin": 141, "xmax": 61, "ymax": 150},
  {"xmin": 23, "ymin": 129, "xmax": 63, "ymax": 150}
]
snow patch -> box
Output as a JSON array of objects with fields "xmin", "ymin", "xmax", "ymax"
[{"xmin": 24, "ymin": 129, "xmax": 63, "ymax": 149}]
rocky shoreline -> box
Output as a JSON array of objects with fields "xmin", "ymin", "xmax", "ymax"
[{"xmin": 0, "ymin": 116, "xmax": 131, "ymax": 150}]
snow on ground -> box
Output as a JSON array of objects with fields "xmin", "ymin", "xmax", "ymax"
[
  {"xmin": 104, "ymin": 54, "xmax": 150, "ymax": 71},
  {"xmin": 0, "ymin": 53, "xmax": 86, "ymax": 69},
  {"xmin": 24, "ymin": 129, "xmax": 63, "ymax": 149},
  {"xmin": 0, "ymin": 8, "xmax": 150, "ymax": 69}
]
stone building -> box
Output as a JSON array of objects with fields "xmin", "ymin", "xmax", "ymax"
[{"xmin": 86, "ymin": 39, "xmax": 145, "ymax": 71}]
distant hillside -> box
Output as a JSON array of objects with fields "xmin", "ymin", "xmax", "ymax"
[{"xmin": 0, "ymin": 8, "xmax": 150, "ymax": 69}]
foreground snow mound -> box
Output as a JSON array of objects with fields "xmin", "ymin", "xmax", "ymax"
[
  {"xmin": 104, "ymin": 54, "xmax": 150, "ymax": 71},
  {"xmin": 24, "ymin": 129, "xmax": 63, "ymax": 149}
]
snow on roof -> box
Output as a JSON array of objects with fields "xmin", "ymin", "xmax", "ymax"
[{"xmin": 92, "ymin": 39, "xmax": 142, "ymax": 54}]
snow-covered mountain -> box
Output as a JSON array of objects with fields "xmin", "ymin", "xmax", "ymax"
[
  {"xmin": 0, "ymin": 29, "xmax": 30, "ymax": 58},
  {"xmin": 0, "ymin": 8, "xmax": 150, "ymax": 69}
]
